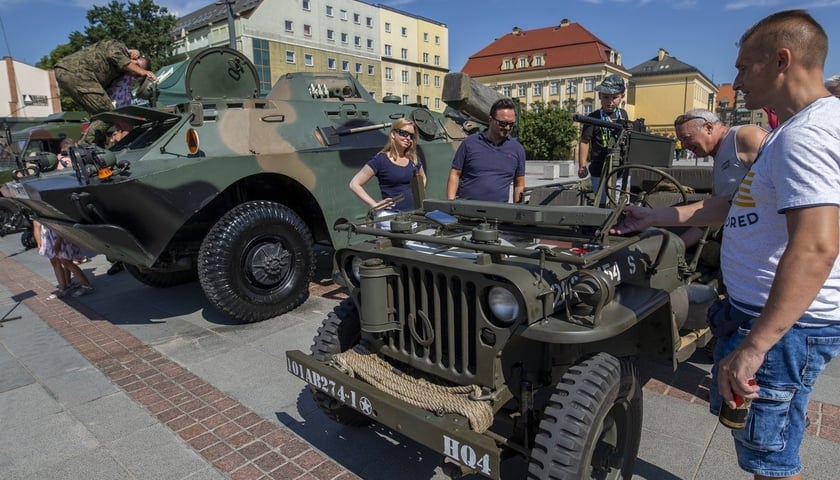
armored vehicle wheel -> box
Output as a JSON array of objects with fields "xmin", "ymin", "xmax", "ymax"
[
  {"xmin": 310, "ymin": 299, "xmax": 371, "ymax": 427},
  {"xmin": 198, "ymin": 201, "xmax": 315, "ymax": 323},
  {"xmin": 125, "ymin": 264, "xmax": 198, "ymax": 288},
  {"xmin": 603, "ymin": 165, "xmax": 688, "ymax": 208},
  {"xmin": 528, "ymin": 353, "xmax": 642, "ymax": 480},
  {"xmin": 20, "ymin": 229, "xmax": 37, "ymax": 249}
]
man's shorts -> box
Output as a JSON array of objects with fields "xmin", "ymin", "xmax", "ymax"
[{"xmin": 710, "ymin": 303, "xmax": 840, "ymax": 477}]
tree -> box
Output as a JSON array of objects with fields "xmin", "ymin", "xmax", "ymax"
[
  {"xmin": 36, "ymin": 0, "xmax": 176, "ymax": 111},
  {"xmin": 517, "ymin": 101, "xmax": 579, "ymax": 160}
]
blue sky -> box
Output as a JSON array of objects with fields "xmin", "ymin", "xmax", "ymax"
[{"xmin": 1, "ymin": 0, "xmax": 839, "ymax": 85}]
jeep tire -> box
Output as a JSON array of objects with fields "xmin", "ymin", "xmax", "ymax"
[
  {"xmin": 528, "ymin": 353, "xmax": 642, "ymax": 480},
  {"xmin": 198, "ymin": 201, "xmax": 315, "ymax": 323},
  {"xmin": 310, "ymin": 299, "xmax": 371, "ymax": 427}
]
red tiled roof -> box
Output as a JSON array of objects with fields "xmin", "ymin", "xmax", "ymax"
[{"xmin": 463, "ymin": 22, "xmax": 624, "ymax": 77}]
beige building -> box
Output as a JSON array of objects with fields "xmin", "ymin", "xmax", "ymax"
[
  {"xmin": 2, "ymin": 57, "xmax": 60, "ymax": 117},
  {"xmin": 627, "ymin": 49, "xmax": 717, "ymax": 137},
  {"xmin": 172, "ymin": 0, "xmax": 449, "ymax": 111},
  {"xmin": 461, "ymin": 20, "xmax": 632, "ymax": 117},
  {"xmin": 378, "ymin": 6, "xmax": 448, "ymax": 110}
]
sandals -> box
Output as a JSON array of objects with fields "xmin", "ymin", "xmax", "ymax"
[
  {"xmin": 48, "ymin": 288, "xmax": 71, "ymax": 299},
  {"xmin": 72, "ymin": 285, "xmax": 94, "ymax": 297}
]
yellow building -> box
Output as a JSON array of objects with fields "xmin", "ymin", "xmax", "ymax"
[
  {"xmin": 378, "ymin": 6, "xmax": 448, "ymax": 111},
  {"xmin": 627, "ymin": 49, "xmax": 717, "ymax": 137}
]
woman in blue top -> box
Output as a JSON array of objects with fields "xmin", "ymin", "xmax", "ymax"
[{"xmin": 349, "ymin": 119, "xmax": 426, "ymax": 217}]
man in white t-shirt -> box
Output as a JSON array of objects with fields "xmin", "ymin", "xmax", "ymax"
[{"xmin": 611, "ymin": 10, "xmax": 840, "ymax": 480}]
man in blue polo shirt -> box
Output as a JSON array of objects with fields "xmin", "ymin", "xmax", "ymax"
[{"xmin": 446, "ymin": 98, "xmax": 526, "ymax": 203}]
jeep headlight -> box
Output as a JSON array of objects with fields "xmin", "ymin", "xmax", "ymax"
[{"xmin": 488, "ymin": 286, "xmax": 519, "ymax": 325}]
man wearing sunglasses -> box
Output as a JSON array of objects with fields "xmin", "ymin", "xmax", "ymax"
[
  {"xmin": 446, "ymin": 98, "xmax": 526, "ymax": 203},
  {"xmin": 578, "ymin": 74, "xmax": 629, "ymax": 204},
  {"xmin": 672, "ymin": 108, "xmax": 767, "ymax": 249}
]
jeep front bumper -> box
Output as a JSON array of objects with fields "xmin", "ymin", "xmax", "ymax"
[{"xmin": 286, "ymin": 350, "xmax": 502, "ymax": 479}]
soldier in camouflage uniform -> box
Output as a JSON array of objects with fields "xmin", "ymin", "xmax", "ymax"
[{"xmin": 54, "ymin": 40, "xmax": 156, "ymax": 146}]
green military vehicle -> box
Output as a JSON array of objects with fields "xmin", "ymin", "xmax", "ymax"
[
  {"xmin": 1, "ymin": 112, "xmax": 87, "ymax": 248},
  {"xmin": 2, "ymin": 47, "xmax": 483, "ymax": 323},
  {"xmin": 286, "ymin": 115, "xmax": 718, "ymax": 479}
]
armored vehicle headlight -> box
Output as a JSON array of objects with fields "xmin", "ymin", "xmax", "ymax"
[{"xmin": 488, "ymin": 286, "xmax": 519, "ymax": 325}]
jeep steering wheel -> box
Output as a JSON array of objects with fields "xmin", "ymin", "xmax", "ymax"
[{"xmin": 602, "ymin": 165, "xmax": 689, "ymax": 209}]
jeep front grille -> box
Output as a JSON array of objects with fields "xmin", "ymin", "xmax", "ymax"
[{"xmin": 380, "ymin": 263, "xmax": 481, "ymax": 384}]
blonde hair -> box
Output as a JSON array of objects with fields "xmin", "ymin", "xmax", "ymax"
[{"xmin": 380, "ymin": 118, "xmax": 418, "ymax": 165}]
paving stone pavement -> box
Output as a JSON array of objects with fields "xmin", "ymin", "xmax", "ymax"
[{"xmin": 2, "ymin": 180, "xmax": 840, "ymax": 479}]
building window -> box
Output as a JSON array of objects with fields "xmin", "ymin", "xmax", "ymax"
[
  {"xmin": 423, "ymin": 52, "xmax": 429, "ymax": 63},
  {"xmin": 584, "ymin": 104, "xmax": 594, "ymax": 114},
  {"xmin": 385, "ymin": 22, "xmax": 391, "ymax": 33},
  {"xmin": 285, "ymin": 20, "xmax": 293, "ymax": 32},
  {"xmin": 385, "ymin": 67, "xmax": 393, "ymax": 80},
  {"xmin": 353, "ymin": 13, "xmax": 360, "ymax": 24},
  {"xmin": 302, "ymin": 0, "xmax": 310, "ymax": 10},
  {"xmin": 354, "ymin": 36, "xmax": 361, "ymax": 47},
  {"xmin": 423, "ymin": 74, "xmax": 429, "ymax": 86},
  {"xmin": 368, "ymin": 64, "xmax": 375, "ymax": 75},
  {"xmin": 328, "ymin": 57, "xmax": 336, "ymax": 70},
  {"xmin": 402, "ymin": 94, "xmax": 409, "ymax": 104},
  {"xmin": 518, "ymin": 85, "xmax": 526, "ymax": 97},
  {"xmin": 518, "ymin": 56, "xmax": 527, "ymax": 68},
  {"xmin": 550, "ymin": 81, "xmax": 559, "ymax": 95},
  {"xmin": 341, "ymin": 33, "xmax": 348, "ymax": 44},
  {"xmin": 252, "ymin": 38, "xmax": 271, "ymax": 92},
  {"xmin": 534, "ymin": 55, "xmax": 543, "ymax": 66},
  {"xmin": 502, "ymin": 85, "xmax": 511, "ymax": 97},
  {"xmin": 434, "ymin": 55, "xmax": 440, "ymax": 66},
  {"xmin": 326, "ymin": 5, "xmax": 333, "ymax": 16},
  {"xmin": 355, "ymin": 63, "xmax": 363, "ymax": 73},
  {"xmin": 341, "ymin": 60, "xmax": 349, "ymax": 71},
  {"xmin": 327, "ymin": 29, "xmax": 334, "ymax": 41},
  {"xmin": 367, "ymin": 39, "xmax": 373, "ymax": 49},
  {"xmin": 401, "ymin": 70, "xmax": 408, "ymax": 83},
  {"xmin": 567, "ymin": 79, "xmax": 577, "ymax": 94},
  {"xmin": 584, "ymin": 78, "xmax": 595, "ymax": 92},
  {"xmin": 304, "ymin": 53, "xmax": 314, "ymax": 66},
  {"xmin": 401, "ymin": 26, "xmax": 407, "ymax": 36},
  {"xmin": 435, "ymin": 98, "xmax": 440, "ymax": 109},
  {"xmin": 286, "ymin": 50, "xmax": 295, "ymax": 63},
  {"xmin": 423, "ymin": 32, "xmax": 429, "ymax": 42},
  {"xmin": 533, "ymin": 83, "xmax": 542, "ymax": 96},
  {"xmin": 366, "ymin": 17, "xmax": 373, "ymax": 27},
  {"xmin": 401, "ymin": 48, "xmax": 408, "ymax": 60},
  {"xmin": 503, "ymin": 59, "xmax": 512, "ymax": 70},
  {"xmin": 340, "ymin": 9, "xmax": 347, "ymax": 20},
  {"xmin": 303, "ymin": 24, "xmax": 312, "ymax": 36},
  {"xmin": 423, "ymin": 96, "xmax": 429, "ymax": 106},
  {"xmin": 435, "ymin": 35, "xmax": 440, "ymax": 45},
  {"xmin": 434, "ymin": 76, "xmax": 440, "ymax": 87},
  {"xmin": 384, "ymin": 44, "xmax": 392, "ymax": 56}
]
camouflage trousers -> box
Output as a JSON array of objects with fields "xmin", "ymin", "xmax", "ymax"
[{"xmin": 54, "ymin": 67, "xmax": 113, "ymax": 147}]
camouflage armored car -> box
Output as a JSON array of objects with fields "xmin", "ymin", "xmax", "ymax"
[
  {"xmin": 2, "ymin": 47, "xmax": 484, "ymax": 322},
  {"xmin": 286, "ymin": 176, "xmax": 718, "ymax": 478}
]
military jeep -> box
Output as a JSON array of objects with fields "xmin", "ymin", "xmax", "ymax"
[{"xmin": 286, "ymin": 147, "xmax": 717, "ymax": 478}]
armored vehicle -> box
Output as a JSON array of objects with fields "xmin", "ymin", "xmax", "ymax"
[
  {"xmin": 286, "ymin": 117, "xmax": 718, "ymax": 479},
  {"xmin": 1, "ymin": 47, "xmax": 484, "ymax": 323},
  {"xmin": 1, "ymin": 112, "xmax": 87, "ymax": 248}
]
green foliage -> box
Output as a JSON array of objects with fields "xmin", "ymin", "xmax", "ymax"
[
  {"xmin": 36, "ymin": 0, "xmax": 176, "ymax": 111},
  {"xmin": 517, "ymin": 101, "xmax": 579, "ymax": 160}
]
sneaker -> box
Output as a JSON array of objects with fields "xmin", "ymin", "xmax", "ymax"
[
  {"xmin": 106, "ymin": 262, "xmax": 124, "ymax": 275},
  {"xmin": 72, "ymin": 285, "xmax": 94, "ymax": 297}
]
